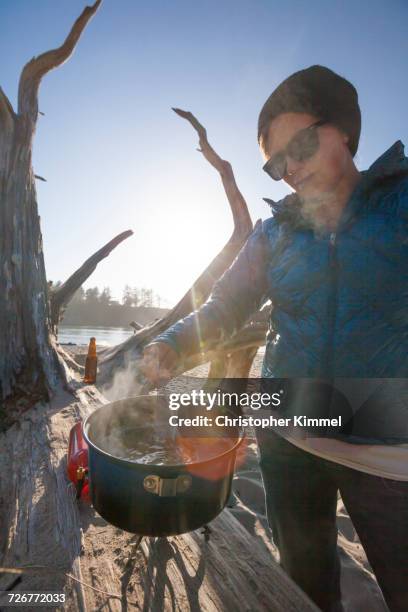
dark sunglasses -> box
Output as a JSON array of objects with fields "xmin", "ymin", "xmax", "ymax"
[{"xmin": 263, "ymin": 119, "xmax": 327, "ymax": 181}]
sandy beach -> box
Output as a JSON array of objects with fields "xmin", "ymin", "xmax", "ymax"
[{"xmin": 62, "ymin": 344, "xmax": 388, "ymax": 611}]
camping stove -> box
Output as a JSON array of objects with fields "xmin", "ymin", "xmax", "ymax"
[{"xmin": 67, "ymin": 420, "xmax": 90, "ymax": 501}]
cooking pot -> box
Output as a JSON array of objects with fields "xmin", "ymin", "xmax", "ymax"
[{"xmin": 83, "ymin": 395, "xmax": 244, "ymax": 536}]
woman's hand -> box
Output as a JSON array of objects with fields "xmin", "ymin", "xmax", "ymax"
[{"xmin": 140, "ymin": 342, "xmax": 179, "ymax": 387}]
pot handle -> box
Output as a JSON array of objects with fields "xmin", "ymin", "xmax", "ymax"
[{"xmin": 143, "ymin": 474, "xmax": 192, "ymax": 496}]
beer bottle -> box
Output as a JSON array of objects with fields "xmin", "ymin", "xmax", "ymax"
[{"xmin": 84, "ymin": 337, "xmax": 97, "ymax": 384}]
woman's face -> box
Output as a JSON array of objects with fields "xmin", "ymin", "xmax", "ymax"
[{"xmin": 263, "ymin": 112, "xmax": 352, "ymax": 199}]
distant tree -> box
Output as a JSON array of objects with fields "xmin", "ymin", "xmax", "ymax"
[
  {"xmin": 85, "ymin": 287, "xmax": 100, "ymax": 306},
  {"xmin": 140, "ymin": 287, "xmax": 154, "ymax": 307},
  {"xmin": 139, "ymin": 288, "xmax": 146, "ymax": 307},
  {"xmin": 99, "ymin": 286, "xmax": 112, "ymax": 307},
  {"xmin": 122, "ymin": 285, "xmax": 140, "ymax": 307},
  {"xmin": 122, "ymin": 285, "xmax": 144, "ymax": 307},
  {"xmin": 122, "ymin": 284, "xmax": 133, "ymax": 307},
  {"xmin": 131, "ymin": 287, "xmax": 141, "ymax": 307}
]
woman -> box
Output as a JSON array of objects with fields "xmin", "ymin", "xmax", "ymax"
[{"xmin": 141, "ymin": 66, "xmax": 408, "ymax": 611}]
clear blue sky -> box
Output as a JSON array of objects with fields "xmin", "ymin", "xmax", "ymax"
[{"xmin": 1, "ymin": 0, "xmax": 407, "ymax": 306}]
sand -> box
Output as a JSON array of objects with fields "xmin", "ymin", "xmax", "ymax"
[{"xmin": 64, "ymin": 345, "xmax": 388, "ymax": 610}]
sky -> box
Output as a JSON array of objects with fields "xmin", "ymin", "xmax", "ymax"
[{"xmin": 1, "ymin": 0, "xmax": 407, "ymax": 307}]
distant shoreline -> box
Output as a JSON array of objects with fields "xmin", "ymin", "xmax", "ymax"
[{"xmin": 61, "ymin": 304, "xmax": 169, "ymax": 328}]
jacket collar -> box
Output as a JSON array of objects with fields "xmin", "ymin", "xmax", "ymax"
[
  {"xmin": 264, "ymin": 140, "xmax": 408, "ymax": 229},
  {"xmin": 363, "ymin": 140, "xmax": 408, "ymax": 185}
]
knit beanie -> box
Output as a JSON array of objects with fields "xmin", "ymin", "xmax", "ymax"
[{"xmin": 258, "ymin": 65, "xmax": 361, "ymax": 157}]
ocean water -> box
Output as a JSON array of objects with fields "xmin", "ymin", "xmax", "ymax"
[
  {"xmin": 58, "ymin": 325, "xmax": 133, "ymax": 347},
  {"xmin": 58, "ymin": 325, "xmax": 266, "ymax": 353}
]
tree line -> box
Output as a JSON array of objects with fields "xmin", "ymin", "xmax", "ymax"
[
  {"xmin": 54, "ymin": 284, "xmax": 168, "ymax": 327},
  {"xmin": 69, "ymin": 285, "xmax": 163, "ymax": 308}
]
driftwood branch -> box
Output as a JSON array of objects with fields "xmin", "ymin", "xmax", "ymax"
[
  {"xmin": 204, "ymin": 345, "xmax": 259, "ymax": 397},
  {"xmin": 0, "ymin": 88, "xmax": 15, "ymax": 171},
  {"xmin": 50, "ymin": 229, "xmax": 133, "ymax": 331},
  {"xmin": 0, "ymin": 87, "xmax": 15, "ymax": 134},
  {"xmin": 161, "ymin": 110, "xmax": 253, "ymax": 323},
  {"xmin": 129, "ymin": 321, "xmax": 143, "ymax": 332},
  {"xmin": 177, "ymin": 322, "xmax": 268, "ymax": 377},
  {"xmin": 17, "ymin": 0, "xmax": 102, "ymax": 121},
  {"xmin": 100, "ymin": 318, "xmax": 268, "ymax": 397},
  {"xmin": 172, "ymin": 108, "xmax": 252, "ymax": 236}
]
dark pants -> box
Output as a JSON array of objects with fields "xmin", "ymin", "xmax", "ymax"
[{"xmin": 255, "ymin": 428, "xmax": 408, "ymax": 612}]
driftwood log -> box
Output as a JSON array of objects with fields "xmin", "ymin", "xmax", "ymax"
[{"xmin": 0, "ymin": 0, "xmax": 103, "ymax": 412}]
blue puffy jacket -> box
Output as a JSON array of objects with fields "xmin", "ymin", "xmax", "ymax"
[{"xmin": 154, "ymin": 141, "xmax": 408, "ymax": 442}]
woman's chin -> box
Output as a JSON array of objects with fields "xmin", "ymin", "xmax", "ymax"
[{"xmin": 298, "ymin": 184, "xmax": 318, "ymax": 200}]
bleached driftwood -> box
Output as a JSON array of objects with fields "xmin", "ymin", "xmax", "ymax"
[{"xmin": 0, "ymin": 0, "xmax": 102, "ymax": 408}]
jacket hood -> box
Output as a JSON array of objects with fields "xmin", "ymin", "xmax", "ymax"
[{"xmin": 264, "ymin": 140, "xmax": 408, "ymax": 228}]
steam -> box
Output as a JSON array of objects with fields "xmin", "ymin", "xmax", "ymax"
[
  {"xmin": 95, "ymin": 355, "xmax": 181, "ymax": 459},
  {"xmin": 101, "ymin": 353, "xmax": 150, "ymax": 401},
  {"xmin": 299, "ymin": 192, "xmax": 341, "ymax": 235},
  {"xmin": 87, "ymin": 391, "xmax": 180, "ymax": 461}
]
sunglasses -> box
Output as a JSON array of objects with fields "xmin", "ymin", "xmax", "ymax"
[{"xmin": 263, "ymin": 119, "xmax": 327, "ymax": 181}]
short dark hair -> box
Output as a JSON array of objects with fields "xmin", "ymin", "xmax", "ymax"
[{"xmin": 258, "ymin": 65, "xmax": 361, "ymax": 157}]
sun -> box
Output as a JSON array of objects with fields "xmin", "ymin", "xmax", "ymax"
[{"xmin": 127, "ymin": 176, "xmax": 232, "ymax": 305}]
